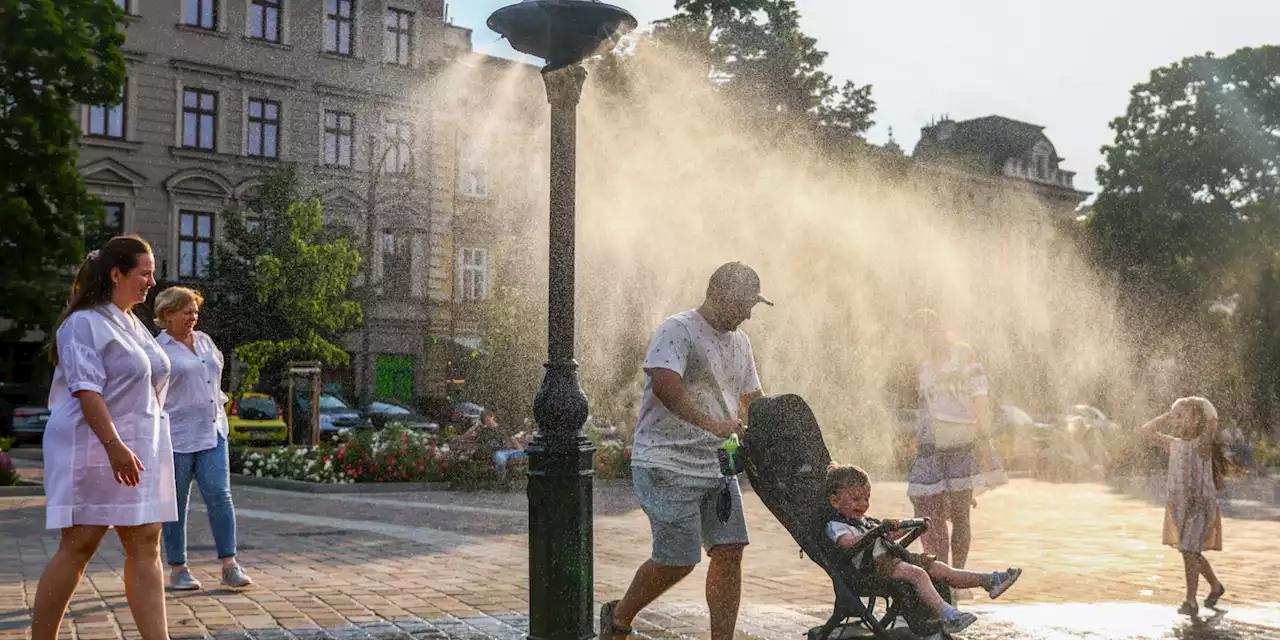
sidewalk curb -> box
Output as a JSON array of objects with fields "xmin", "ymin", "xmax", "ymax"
[
  {"xmin": 5, "ymin": 447, "xmax": 42, "ymax": 462},
  {"xmin": 232, "ymin": 474, "xmax": 640, "ymax": 493},
  {"xmin": 232, "ymin": 474, "xmax": 453, "ymax": 493},
  {"xmin": 0, "ymin": 479, "xmax": 45, "ymax": 497}
]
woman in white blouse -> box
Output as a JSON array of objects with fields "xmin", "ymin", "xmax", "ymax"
[
  {"xmin": 154, "ymin": 286, "xmax": 252, "ymax": 590},
  {"xmin": 32, "ymin": 236, "xmax": 176, "ymax": 640}
]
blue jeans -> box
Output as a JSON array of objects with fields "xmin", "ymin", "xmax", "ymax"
[
  {"xmin": 493, "ymin": 449, "xmax": 526, "ymax": 474},
  {"xmin": 162, "ymin": 435, "xmax": 237, "ymax": 565}
]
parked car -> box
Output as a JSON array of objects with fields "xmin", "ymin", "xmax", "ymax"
[
  {"xmin": 226, "ymin": 393, "xmax": 287, "ymax": 445},
  {"xmin": 360, "ymin": 399, "xmax": 438, "ymax": 431},
  {"xmin": 7, "ymin": 405, "xmax": 51, "ymax": 446},
  {"xmin": 995, "ymin": 404, "xmax": 1054, "ymax": 472},
  {"xmin": 316, "ymin": 393, "xmax": 373, "ymax": 434},
  {"xmin": 291, "ymin": 392, "xmax": 374, "ymax": 443},
  {"xmin": 1068, "ymin": 405, "xmax": 1119, "ymax": 432},
  {"xmin": 1064, "ymin": 404, "xmax": 1119, "ymax": 472}
]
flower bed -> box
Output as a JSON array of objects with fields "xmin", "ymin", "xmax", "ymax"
[
  {"xmin": 232, "ymin": 425, "xmax": 634, "ymax": 486},
  {"xmin": 335, "ymin": 427, "xmax": 453, "ymax": 483},
  {"xmin": 0, "ymin": 453, "xmax": 18, "ymax": 487},
  {"xmin": 594, "ymin": 441, "xmax": 632, "ymax": 480}
]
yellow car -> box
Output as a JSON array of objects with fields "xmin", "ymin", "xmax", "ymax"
[{"xmin": 226, "ymin": 393, "xmax": 288, "ymax": 445}]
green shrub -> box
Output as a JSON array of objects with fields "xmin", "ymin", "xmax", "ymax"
[
  {"xmin": 594, "ymin": 442, "xmax": 632, "ymax": 480},
  {"xmin": 0, "ymin": 453, "xmax": 19, "ymax": 487}
]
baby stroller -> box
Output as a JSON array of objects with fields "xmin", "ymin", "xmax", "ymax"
[{"xmin": 743, "ymin": 394, "xmax": 951, "ymax": 640}]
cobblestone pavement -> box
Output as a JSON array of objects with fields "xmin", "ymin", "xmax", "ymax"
[{"xmin": 2, "ymin": 478, "xmax": 1279, "ymax": 639}]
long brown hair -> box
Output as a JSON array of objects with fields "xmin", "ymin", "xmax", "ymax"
[{"xmin": 48, "ymin": 235, "xmax": 152, "ymax": 366}]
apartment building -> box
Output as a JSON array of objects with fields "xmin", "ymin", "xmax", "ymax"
[{"xmin": 68, "ymin": 0, "xmax": 527, "ymax": 406}]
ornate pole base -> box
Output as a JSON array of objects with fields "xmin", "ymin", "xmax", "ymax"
[{"xmin": 527, "ymin": 361, "xmax": 594, "ymax": 640}]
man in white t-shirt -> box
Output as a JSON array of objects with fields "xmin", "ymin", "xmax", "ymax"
[{"xmin": 599, "ymin": 262, "xmax": 771, "ymax": 640}]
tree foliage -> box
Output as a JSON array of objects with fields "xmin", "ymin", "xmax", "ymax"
[
  {"xmin": 460, "ymin": 285, "xmax": 546, "ymax": 428},
  {"xmin": 1090, "ymin": 46, "xmax": 1280, "ymax": 305},
  {"xmin": 592, "ymin": 0, "xmax": 875, "ymax": 156},
  {"xmin": 1087, "ymin": 46, "xmax": 1280, "ymax": 432},
  {"xmin": 201, "ymin": 169, "xmax": 363, "ymax": 395},
  {"xmin": 0, "ymin": 0, "xmax": 126, "ymax": 338}
]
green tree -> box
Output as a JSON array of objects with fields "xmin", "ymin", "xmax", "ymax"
[
  {"xmin": 1087, "ymin": 46, "xmax": 1280, "ymax": 433},
  {"xmin": 461, "ymin": 285, "xmax": 546, "ymax": 429},
  {"xmin": 201, "ymin": 168, "xmax": 363, "ymax": 395},
  {"xmin": 651, "ymin": 0, "xmax": 876, "ymax": 148},
  {"xmin": 0, "ymin": 0, "xmax": 126, "ymax": 338}
]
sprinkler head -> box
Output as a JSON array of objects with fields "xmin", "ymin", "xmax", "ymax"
[{"xmin": 487, "ymin": 0, "xmax": 638, "ymax": 70}]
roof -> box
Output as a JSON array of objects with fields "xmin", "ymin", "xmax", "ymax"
[{"xmin": 912, "ymin": 115, "xmax": 1060, "ymax": 172}]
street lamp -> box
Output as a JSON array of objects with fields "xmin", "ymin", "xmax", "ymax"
[{"xmin": 486, "ymin": 3, "xmax": 637, "ymax": 640}]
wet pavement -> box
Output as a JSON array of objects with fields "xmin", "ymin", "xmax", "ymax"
[{"xmin": 2, "ymin": 474, "xmax": 1279, "ymax": 639}]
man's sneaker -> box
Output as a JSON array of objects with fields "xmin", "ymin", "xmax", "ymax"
[
  {"xmin": 167, "ymin": 567, "xmax": 202, "ymax": 591},
  {"xmin": 598, "ymin": 601, "xmax": 631, "ymax": 640},
  {"xmin": 986, "ymin": 567, "xmax": 1022, "ymax": 600},
  {"xmin": 941, "ymin": 609, "xmax": 978, "ymax": 635},
  {"xmin": 221, "ymin": 563, "xmax": 252, "ymax": 588}
]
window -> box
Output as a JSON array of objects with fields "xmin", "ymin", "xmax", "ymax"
[
  {"xmin": 114, "ymin": 0, "xmax": 130, "ymax": 12},
  {"xmin": 383, "ymin": 120, "xmax": 411, "ymax": 173},
  {"xmin": 382, "ymin": 231, "xmax": 411, "ymax": 295},
  {"xmin": 250, "ymin": 0, "xmax": 282, "ymax": 42},
  {"xmin": 384, "ymin": 8, "xmax": 412, "ymax": 65},
  {"xmin": 87, "ymin": 80, "xmax": 126, "ymax": 139},
  {"xmin": 184, "ymin": 0, "xmax": 217, "ymax": 30},
  {"xmin": 459, "ymin": 141, "xmax": 489, "ymax": 198},
  {"xmin": 459, "ymin": 248, "xmax": 488, "ymax": 302},
  {"xmin": 87, "ymin": 203, "xmax": 125, "ymax": 250},
  {"xmin": 325, "ymin": 0, "xmax": 355, "ymax": 55},
  {"xmin": 323, "ymin": 110, "xmax": 354, "ymax": 167},
  {"xmin": 182, "ymin": 88, "xmax": 218, "ymax": 150},
  {"xmin": 247, "ymin": 98, "xmax": 280, "ymax": 158},
  {"xmin": 178, "ymin": 211, "xmax": 215, "ymax": 278}
]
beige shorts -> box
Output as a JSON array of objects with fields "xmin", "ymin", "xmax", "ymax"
[{"xmin": 871, "ymin": 550, "xmax": 936, "ymax": 578}]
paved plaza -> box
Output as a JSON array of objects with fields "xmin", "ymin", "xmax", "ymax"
[{"xmin": 2, "ymin": 467, "xmax": 1280, "ymax": 639}]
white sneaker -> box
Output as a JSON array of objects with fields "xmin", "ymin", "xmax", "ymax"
[{"xmin": 167, "ymin": 568, "xmax": 202, "ymax": 591}]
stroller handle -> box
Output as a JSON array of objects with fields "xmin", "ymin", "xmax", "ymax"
[
  {"xmin": 894, "ymin": 518, "xmax": 929, "ymax": 550},
  {"xmin": 893, "ymin": 518, "xmax": 928, "ymax": 531}
]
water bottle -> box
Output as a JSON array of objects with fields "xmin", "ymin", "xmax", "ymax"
[{"xmin": 718, "ymin": 433, "xmax": 742, "ymax": 476}]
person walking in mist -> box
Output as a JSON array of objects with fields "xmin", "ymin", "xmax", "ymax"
[
  {"xmin": 599, "ymin": 262, "xmax": 772, "ymax": 640},
  {"xmin": 32, "ymin": 236, "xmax": 176, "ymax": 640},
  {"xmin": 903, "ymin": 309, "xmax": 1007, "ymax": 575},
  {"xmin": 154, "ymin": 286, "xmax": 253, "ymax": 590},
  {"xmin": 1142, "ymin": 396, "xmax": 1227, "ymax": 616}
]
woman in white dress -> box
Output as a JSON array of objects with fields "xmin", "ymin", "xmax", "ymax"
[
  {"xmin": 32, "ymin": 236, "xmax": 177, "ymax": 640},
  {"xmin": 1142, "ymin": 396, "xmax": 1226, "ymax": 616},
  {"xmin": 154, "ymin": 286, "xmax": 252, "ymax": 590}
]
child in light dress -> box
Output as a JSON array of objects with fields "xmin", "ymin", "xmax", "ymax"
[{"xmin": 1141, "ymin": 396, "xmax": 1226, "ymax": 616}]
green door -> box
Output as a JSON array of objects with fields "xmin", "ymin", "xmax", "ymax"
[{"xmin": 375, "ymin": 355, "xmax": 415, "ymax": 404}]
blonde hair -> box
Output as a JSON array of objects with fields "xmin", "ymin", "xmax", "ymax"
[
  {"xmin": 1172, "ymin": 396, "xmax": 1219, "ymax": 435},
  {"xmin": 154, "ymin": 286, "xmax": 204, "ymax": 320}
]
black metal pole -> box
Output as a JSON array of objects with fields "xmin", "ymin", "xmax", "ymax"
[{"xmin": 528, "ymin": 63, "xmax": 593, "ymax": 640}]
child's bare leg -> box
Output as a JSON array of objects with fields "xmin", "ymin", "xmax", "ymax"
[
  {"xmin": 925, "ymin": 561, "xmax": 985, "ymax": 589},
  {"xmin": 891, "ymin": 562, "xmax": 948, "ymax": 615},
  {"xmin": 1180, "ymin": 551, "xmax": 1200, "ymax": 604},
  {"xmin": 1199, "ymin": 555, "xmax": 1223, "ymax": 591}
]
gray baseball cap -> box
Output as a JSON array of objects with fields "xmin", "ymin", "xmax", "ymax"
[{"xmin": 708, "ymin": 262, "xmax": 774, "ymax": 306}]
